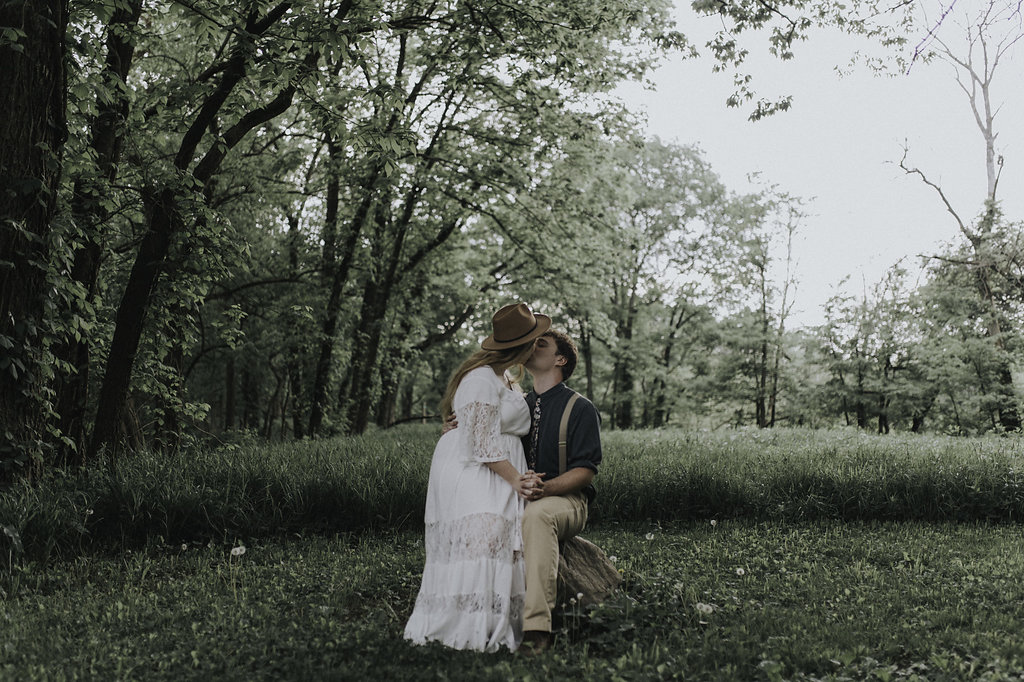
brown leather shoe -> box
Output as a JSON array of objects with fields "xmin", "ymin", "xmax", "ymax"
[{"xmin": 520, "ymin": 630, "xmax": 552, "ymax": 655}]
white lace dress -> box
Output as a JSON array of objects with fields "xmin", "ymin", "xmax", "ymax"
[{"xmin": 404, "ymin": 366, "xmax": 531, "ymax": 652}]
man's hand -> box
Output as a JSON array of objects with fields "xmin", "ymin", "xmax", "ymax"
[
  {"xmin": 518, "ymin": 470, "xmax": 546, "ymax": 501},
  {"xmin": 441, "ymin": 413, "xmax": 458, "ymax": 434}
]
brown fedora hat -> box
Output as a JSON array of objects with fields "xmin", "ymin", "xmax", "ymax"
[{"xmin": 481, "ymin": 303, "xmax": 551, "ymax": 350}]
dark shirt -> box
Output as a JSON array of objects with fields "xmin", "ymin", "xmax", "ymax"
[{"xmin": 522, "ymin": 382, "xmax": 602, "ymax": 503}]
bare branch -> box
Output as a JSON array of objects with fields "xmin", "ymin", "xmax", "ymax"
[{"xmin": 899, "ymin": 146, "xmax": 974, "ymax": 243}]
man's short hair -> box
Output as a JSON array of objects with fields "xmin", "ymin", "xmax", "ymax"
[{"xmin": 544, "ymin": 329, "xmax": 578, "ymax": 381}]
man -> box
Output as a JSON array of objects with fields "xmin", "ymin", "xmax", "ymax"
[{"xmin": 517, "ymin": 329, "xmax": 602, "ymax": 652}]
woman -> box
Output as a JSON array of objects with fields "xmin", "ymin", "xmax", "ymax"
[{"xmin": 404, "ymin": 303, "xmax": 550, "ymax": 652}]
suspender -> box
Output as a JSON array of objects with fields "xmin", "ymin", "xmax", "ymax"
[{"xmin": 557, "ymin": 392, "xmax": 581, "ymax": 476}]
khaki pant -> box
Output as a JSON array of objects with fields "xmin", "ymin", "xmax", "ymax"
[{"xmin": 522, "ymin": 492, "xmax": 588, "ymax": 632}]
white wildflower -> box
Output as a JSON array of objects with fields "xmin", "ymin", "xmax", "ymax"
[
  {"xmin": 710, "ymin": 520, "xmax": 717, "ymax": 527},
  {"xmin": 736, "ymin": 567, "xmax": 746, "ymax": 576},
  {"xmin": 695, "ymin": 602, "xmax": 714, "ymax": 615},
  {"xmin": 608, "ymin": 555, "xmax": 618, "ymax": 563},
  {"xmin": 181, "ymin": 543, "xmax": 188, "ymax": 551},
  {"xmin": 576, "ymin": 592, "xmax": 584, "ymax": 600},
  {"xmin": 645, "ymin": 532, "xmax": 655, "ymax": 541},
  {"xmin": 231, "ymin": 545, "xmax": 246, "ymax": 557}
]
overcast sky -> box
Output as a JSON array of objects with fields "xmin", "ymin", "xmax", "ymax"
[{"xmin": 614, "ymin": 1, "xmax": 1024, "ymax": 328}]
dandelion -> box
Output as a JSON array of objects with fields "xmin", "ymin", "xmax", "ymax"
[
  {"xmin": 609, "ymin": 555, "xmax": 618, "ymax": 563},
  {"xmin": 181, "ymin": 543, "xmax": 188, "ymax": 551},
  {"xmin": 645, "ymin": 532, "xmax": 655, "ymax": 541},
  {"xmin": 710, "ymin": 520, "xmax": 717, "ymax": 527},
  {"xmin": 576, "ymin": 592, "xmax": 584, "ymax": 600},
  {"xmin": 85, "ymin": 509, "xmax": 94, "ymax": 516},
  {"xmin": 231, "ymin": 545, "xmax": 246, "ymax": 557},
  {"xmin": 570, "ymin": 597, "xmax": 577, "ymax": 605},
  {"xmin": 695, "ymin": 602, "xmax": 714, "ymax": 615},
  {"xmin": 736, "ymin": 567, "xmax": 746, "ymax": 576}
]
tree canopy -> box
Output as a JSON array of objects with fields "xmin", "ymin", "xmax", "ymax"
[{"xmin": 2, "ymin": 0, "xmax": 1022, "ymax": 475}]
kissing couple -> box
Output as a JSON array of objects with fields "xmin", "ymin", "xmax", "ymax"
[{"xmin": 404, "ymin": 303, "xmax": 602, "ymax": 653}]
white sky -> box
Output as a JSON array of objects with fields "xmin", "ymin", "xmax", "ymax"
[{"xmin": 614, "ymin": 1, "xmax": 1024, "ymax": 328}]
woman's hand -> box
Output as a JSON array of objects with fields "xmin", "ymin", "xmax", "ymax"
[
  {"xmin": 511, "ymin": 476, "xmax": 531, "ymax": 499},
  {"xmin": 518, "ymin": 471, "xmax": 546, "ymax": 501},
  {"xmin": 441, "ymin": 413, "xmax": 458, "ymax": 434}
]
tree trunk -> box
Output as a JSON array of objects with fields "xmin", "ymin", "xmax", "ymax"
[
  {"xmin": 155, "ymin": 340, "xmax": 185, "ymax": 454},
  {"xmin": 262, "ymin": 366, "xmax": 283, "ymax": 438},
  {"xmin": 87, "ymin": 3, "xmax": 308, "ymax": 458},
  {"xmin": 224, "ymin": 355, "xmax": 236, "ymax": 430},
  {"xmin": 994, "ymin": 357, "xmax": 1020, "ymax": 431},
  {"xmin": 877, "ymin": 399, "xmax": 889, "ymax": 434},
  {"xmin": 376, "ymin": 377, "xmax": 399, "ymax": 428},
  {"xmin": 755, "ymin": 272, "xmax": 769, "ymax": 429},
  {"xmin": 399, "ymin": 375, "xmax": 416, "ymax": 422},
  {"xmin": 611, "ymin": 359, "xmax": 634, "ymax": 429},
  {"xmin": 307, "ymin": 170, "xmax": 378, "ymax": 436},
  {"xmin": 344, "ymin": 279, "xmax": 389, "ymax": 432},
  {"xmin": 344, "ymin": 210, "xmax": 461, "ymax": 435},
  {"xmin": 651, "ymin": 325, "xmax": 675, "ymax": 428},
  {"xmin": 88, "ymin": 188, "xmax": 176, "ymax": 457},
  {"xmin": 0, "ymin": 0, "xmax": 68, "ymax": 473},
  {"xmin": 241, "ymin": 361, "xmax": 259, "ymax": 429},
  {"xmin": 579, "ymin": 318, "xmax": 594, "ymax": 401},
  {"xmin": 855, "ymin": 401, "xmax": 867, "ymax": 429},
  {"xmin": 877, "ymin": 360, "xmax": 891, "ymax": 434},
  {"xmin": 610, "ymin": 293, "xmax": 636, "ymax": 430},
  {"xmin": 54, "ymin": 0, "xmax": 143, "ymax": 465},
  {"xmin": 767, "ymin": 327, "xmax": 783, "ymax": 427}
]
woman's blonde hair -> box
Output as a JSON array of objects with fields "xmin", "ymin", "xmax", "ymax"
[{"xmin": 440, "ymin": 343, "xmax": 535, "ymax": 418}]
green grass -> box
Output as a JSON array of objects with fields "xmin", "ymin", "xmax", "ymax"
[
  {"xmin": 3, "ymin": 427, "xmax": 1024, "ymax": 563},
  {"xmin": 601, "ymin": 428, "xmax": 1024, "ymax": 523},
  {"xmin": 3, "ymin": 521, "xmax": 1024, "ymax": 680},
  {"xmin": 4, "ymin": 428, "xmax": 1024, "ymax": 679}
]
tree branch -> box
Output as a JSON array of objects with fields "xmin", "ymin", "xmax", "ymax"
[{"xmin": 899, "ymin": 146, "xmax": 974, "ymax": 243}]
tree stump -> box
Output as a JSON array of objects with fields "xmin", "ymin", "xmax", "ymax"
[{"xmin": 557, "ymin": 536, "xmax": 621, "ymax": 607}]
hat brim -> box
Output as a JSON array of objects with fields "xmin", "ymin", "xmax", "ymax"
[{"xmin": 480, "ymin": 314, "xmax": 552, "ymax": 350}]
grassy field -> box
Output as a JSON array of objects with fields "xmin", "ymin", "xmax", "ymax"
[
  {"xmin": 3, "ymin": 426, "xmax": 1024, "ymax": 563},
  {"xmin": 3, "ymin": 427, "xmax": 1024, "ymax": 679},
  {"xmin": 3, "ymin": 521, "xmax": 1023, "ymax": 680}
]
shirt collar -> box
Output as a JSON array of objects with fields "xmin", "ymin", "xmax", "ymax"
[{"xmin": 536, "ymin": 382, "xmax": 568, "ymax": 399}]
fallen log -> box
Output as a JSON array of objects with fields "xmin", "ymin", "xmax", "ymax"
[{"xmin": 557, "ymin": 535, "xmax": 621, "ymax": 607}]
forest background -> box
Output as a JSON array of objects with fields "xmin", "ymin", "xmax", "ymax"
[{"xmin": 3, "ymin": 0, "xmax": 1024, "ymax": 477}]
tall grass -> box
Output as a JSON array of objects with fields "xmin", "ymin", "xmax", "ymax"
[
  {"xmin": 1, "ymin": 428, "xmax": 434, "ymax": 562},
  {"xmin": 3, "ymin": 426, "xmax": 1024, "ymax": 561},
  {"xmin": 600, "ymin": 428, "xmax": 1024, "ymax": 523}
]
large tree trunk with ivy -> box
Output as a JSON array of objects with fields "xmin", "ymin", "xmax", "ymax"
[{"xmin": 0, "ymin": 0, "xmax": 68, "ymax": 473}]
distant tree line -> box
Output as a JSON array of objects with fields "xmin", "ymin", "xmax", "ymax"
[{"xmin": 8, "ymin": 0, "xmax": 1021, "ymax": 479}]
